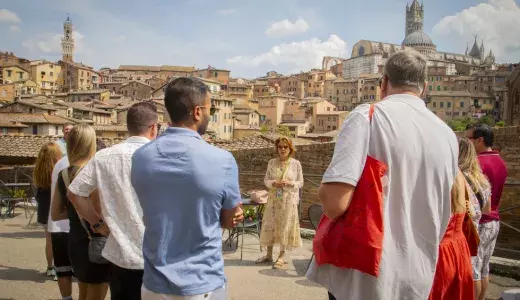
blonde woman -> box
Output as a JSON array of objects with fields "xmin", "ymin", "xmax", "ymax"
[
  {"xmin": 51, "ymin": 124, "xmax": 109, "ymax": 300},
  {"xmin": 33, "ymin": 142, "xmax": 62, "ymax": 278},
  {"xmin": 256, "ymin": 137, "xmax": 303, "ymax": 269},
  {"xmin": 459, "ymin": 138, "xmax": 492, "ymax": 300}
]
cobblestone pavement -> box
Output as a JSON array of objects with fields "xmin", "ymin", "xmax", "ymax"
[{"xmin": 1, "ymin": 213, "xmax": 519, "ymax": 300}]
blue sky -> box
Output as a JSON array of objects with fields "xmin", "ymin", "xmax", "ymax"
[{"xmin": 1, "ymin": 0, "xmax": 519, "ymax": 78}]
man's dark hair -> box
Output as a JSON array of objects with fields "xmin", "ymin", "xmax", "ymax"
[
  {"xmin": 466, "ymin": 123, "xmax": 494, "ymax": 147},
  {"xmin": 164, "ymin": 77, "xmax": 210, "ymax": 123},
  {"xmin": 126, "ymin": 101, "xmax": 158, "ymax": 135}
]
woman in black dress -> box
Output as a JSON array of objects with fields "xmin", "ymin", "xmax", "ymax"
[
  {"xmin": 33, "ymin": 142, "xmax": 62, "ymax": 277},
  {"xmin": 51, "ymin": 124, "xmax": 110, "ymax": 300}
]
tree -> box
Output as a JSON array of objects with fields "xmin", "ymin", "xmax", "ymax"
[
  {"xmin": 276, "ymin": 125, "xmax": 290, "ymax": 136},
  {"xmin": 495, "ymin": 120, "xmax": 505, "ymax": 127},
  {"xmin": 260, "ymin": 125, "xmax": 269, "ymax": 134},
  {"xmin": 478, "ymin": 115, "xmax": 495, "ymax": 127}
]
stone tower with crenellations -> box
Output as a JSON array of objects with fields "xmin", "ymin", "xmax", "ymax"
[
  {"xmin": 405, "ymin": 0, "xmax": 424, "ymax": 37},
  {"xmin": 61, "ymin": 15, "xmax": 75, "ymax": 63}
]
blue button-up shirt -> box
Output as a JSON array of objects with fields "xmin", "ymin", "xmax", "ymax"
[{"xmin": 131, "ymin": 127, "xmax": 241, "ymax": 296}]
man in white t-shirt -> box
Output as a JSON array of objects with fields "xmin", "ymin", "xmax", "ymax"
[
  {"xmin": 306, "ymin": 50, "xmax": 459, "ymax": 299},
  {"xmin": 48, "ymin": 156, "xmax": 73, "ymax": 300}
]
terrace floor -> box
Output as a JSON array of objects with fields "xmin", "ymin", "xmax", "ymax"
[{"xmin": 0, "ymin": 213, "xmax": 519, "ymax": 299}]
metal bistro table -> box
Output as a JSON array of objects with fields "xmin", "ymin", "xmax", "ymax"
[
  {"xmin": 1, "ymin": 182, "xmax": 32, "ymax": 219},
  {"xmin": 225, "ymin": 197, "xmax": 266, "ymax": 260}
]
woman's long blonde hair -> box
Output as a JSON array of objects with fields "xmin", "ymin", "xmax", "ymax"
[
  {"xmin": 459, "ymin": 137, "xmax": 490, "ymax": 192},
  {"xmin": 33, "ymin": 142, "xmax": 62, "ymax": 189},
  {"xmin": 67, "ymin": 123, "xmax": 97, "ymax": 167}
]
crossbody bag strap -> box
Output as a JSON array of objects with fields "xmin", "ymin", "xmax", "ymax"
[{"xmin": 61, "ymin": 168, "xmax": 92, "ymax": 239}]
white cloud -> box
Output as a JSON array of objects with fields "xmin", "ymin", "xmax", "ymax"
[
  {"xmin": 9, "ymin": 25, "xmax": 20, "ymax": 33},
  {"xmin": 265, "ymin": 18, "xmax": 309, "ymax": 38},
  {"xmin": 22, "ymin": 31, "xmax": 88, "ymax": 54},
  {"xmin": 217, "ymin": 9, "xmax": 236, "ymax": 15},
  {"xmin": 114, "ymin": 34, "xmax": 126, "ymax": 43},
  {"xmin": 227, "ymin": 34, "xmax": 347, "ymax": 73},
  {"xmin": 433, "ymin": 0, "xmax": 520, "ymax": 63},
  {"xmin": 0, "ymin": 9, "xmax": 21, "ymax": 23}
]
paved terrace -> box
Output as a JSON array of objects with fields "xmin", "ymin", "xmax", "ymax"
[{"xmin": 1, "ymin": 214, "xmax": 520, "ymax": 300}]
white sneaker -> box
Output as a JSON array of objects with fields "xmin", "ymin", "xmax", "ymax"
[{"xmin": 46, "ymin": 268, "xmax": 55, "ymax": 277}]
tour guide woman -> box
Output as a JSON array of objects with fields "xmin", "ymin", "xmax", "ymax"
[{"xmin": 256, "ymin": 137, "xmax": 303, "ymax": 269}]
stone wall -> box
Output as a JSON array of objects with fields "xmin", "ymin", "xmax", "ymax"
[
  {"xmin": 2, "ymin": 127, "xmax": 520, "ymax": 253},
  {"xmin": 230, "ymin": 143, "xmax": 336, "ymax": 227}
]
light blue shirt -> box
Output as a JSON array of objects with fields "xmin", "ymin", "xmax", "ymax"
[
  {"xmin": 56, "ymin": 137, "xmax": 67, "ymax": 155},
  {"xmin": 131, "ymin": 127, "xmax": 241, "ymax": 296}
]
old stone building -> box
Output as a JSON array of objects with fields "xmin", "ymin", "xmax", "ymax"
[
  {"xmin": 315, "ymin": 111, "xmax": 349, "ymax": 133},
  {"xmin": 506, "ymin": 64, "xmax": 520, "ymax": 125},
  {"xmin": 68, "ymin": 89, "xmax": 110, "ymax": 102},
  {"xmin": 0, "ymin": 113, "xmax": 71, "ymax": 136},
  {"xmin": 29, "ymin": 61, "xmax": 61, "ymax": 94},
  {"xmin": 426, "ymin": 91, "xmax": 494, "ymax": 121},
  {"xmin": 118, "ymin": 81, "xmax": 154, "ymax": 100},
  {"xmin": 343, "ymin": 1, "xmax": 496, "ymax": 79},
  {"xmin": 195, "ymin": 66, "xmax": 231, "ymax": 90},
  {"xmin": 0, "ymin": 100, "xmax": 58, "ymax": 115}
]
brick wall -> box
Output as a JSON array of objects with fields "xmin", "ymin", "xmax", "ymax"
[
  {"xmin": 231, "ymin": 143, "xmax": 336, "ymax": 226},
  {"xmin": 2, "ymin": 127, "xmax": 520, "ymax": 252}
]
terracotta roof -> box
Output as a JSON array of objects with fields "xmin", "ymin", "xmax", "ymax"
[
  {"xmin": 0, "ymin": 120, "xmax": 28, "ymax": 128},
  {"xmin": 0, "ymin": 131, "xmax": 317, "ymax": 160},
  {"xmin": 316, "ymin": 111, "xmax": 349, "ymax": 116},
  {"xmin": 92, "ymin": 125, "xmax": 128, "ymax": 132},
  {"xmin": 1, "ymin": 100, "xmax": 58, "ymax": 111},
  {"xmin": 118, "ymin": 65, "xmax": 195, "ymax": 73},
  {"xmin": 0, "ymin": 135, "xmax": 125, "ymax": 158},
  {"xmin": 0, "ymin": 113, "xmax": 71, "ymax": 124},
  {"xmin": 1, "ymin": 64, "xmax": 30, "ymax": 73},
  {"xmin": 0, "ymin": 135, "xmax": 59, "ymax": 158},
  {"xmin": 120, "ymin": 80, "xmax": 153, "ymax": 89},
  {"xmin": 53, "ymin": 102, "xmax": 112, "ymax": 114},
  {"xmin": 69, "ymin": 89, "xmax": 109, "ymax": 95}
]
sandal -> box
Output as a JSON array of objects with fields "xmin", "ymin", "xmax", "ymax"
[
  {"xmin": 273, "ymin": 259, "xmax": 284, "ymax": 269},
  {"xmin": 255, "ymin": 256, "xmax": 273, "ymax": 264}
]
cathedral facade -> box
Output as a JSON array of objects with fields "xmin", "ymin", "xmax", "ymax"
[{"xmin": 343, "ymin": 0, "xmax": 496, "ymax": 79}]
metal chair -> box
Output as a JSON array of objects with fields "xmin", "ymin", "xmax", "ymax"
[
  {"xmin": 232, "ymin": 204, "xmax": 266, "ymax": 260},
  {"xmin": 0, "ymin": 180, "xmax": 28, "ymax": 220},
  {"xmin": 306, "ymin": 204, "xmax": 324, "ymax": 271},
  {"xmin": 26, "ymin": 183, "xmax": 39, "ymax": 226}
]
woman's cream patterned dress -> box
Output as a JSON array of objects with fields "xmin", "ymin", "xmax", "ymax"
[{"xmin": 259, "ymin": 157, "xmax": 303, "ymax": 250}]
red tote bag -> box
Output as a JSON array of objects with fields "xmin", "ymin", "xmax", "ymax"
[{"xmin": 312, "ymin": 104, "xmax": 388, "ymax": 277}]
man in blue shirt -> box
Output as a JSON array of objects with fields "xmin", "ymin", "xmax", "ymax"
[
  {"xmin": 56, "ymin": 122, "xmax": 73, "ymax": 155},
  {"xmin": 131, "ymin": 77, "xmax": 244, "ymax": 300}
]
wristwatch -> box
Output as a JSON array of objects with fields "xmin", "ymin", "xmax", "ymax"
[{"xmin": 92, "ymin": 219, "xmax": 104, "ymax": 229}]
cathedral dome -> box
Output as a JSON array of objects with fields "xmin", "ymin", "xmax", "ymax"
[{"xmin": 402, "ymin": 30, "xmax": 435, "ymax": 46}]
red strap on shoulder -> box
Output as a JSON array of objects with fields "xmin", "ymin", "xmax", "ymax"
[{"xmin": 369, "ymin": 104, "xmax": 375, "ymax": 122}]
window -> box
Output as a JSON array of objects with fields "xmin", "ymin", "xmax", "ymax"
[
  {"xmin": 32, "ymin": 125, "xmax": 37, "ymax": 135},
  {"xmin": 228, "ymin": 125, "xmax": 232, "ymax": 133},
  {"xmin": 437, "ymin": 86, "xmax": 441, "ymax": 91},
  {"xmin": 370, "ymin": 86, "xmax": 375, "ymax": 90},
  {"xmin": 7, "ymin": 70, "xmax": 12, "ymax": 77},
  {"xmin": 133, "ymin": 91, "xmax": 136, "ymax": 96},
  {"xmin": 429, "ymin": 86, "xmax": 432, "ymax": 91},
  {"xmin": 50, "ymin": 72, "xmax": 54, "ymax": 77},
  {"xmin": 447, "ymin": 102, "xmax": 451, "ymax": 108},
  {"xmin": 460, "ymin": 102, "xmax": 464, "ymax": 108},
  {"xmin": 19, "ymin": 72, "xmax": 23, "ymax": 79},
  {"xmin": 327, "ymin": 107, "xmax": 330, "ymax": 111},
  {"xmin": 55, "ymin": 126, "xmax": 59, "ymax": 135},
  {"xmin": 224, "ymin": 126, "xmax": 226, "ymax": 133},
  {"xmin": 333, "ymin": 126, "xmax": 337, "ymax": 130},
  {"xmin": 328, "ymin": 117, "xmax": 331, "ymax": 121},
  {"xmin": 440, "ymin": 102, "xmax": 444, "ymax": 108},
  {"xmin": 444, "ymin": 86, "xmax": 448, "ymax": 91},
  {"xmin": 2, "ymin": 128, "xmax": 7, "ymax": 135}
]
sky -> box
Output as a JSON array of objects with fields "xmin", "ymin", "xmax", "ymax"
[{"xmin": 0, "ymin": 0, "xmax": 519, "ymax": 78}]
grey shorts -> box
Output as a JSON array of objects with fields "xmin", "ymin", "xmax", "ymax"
[{"xmin": 472, "ymin": 220, "xmax": 500, "ymax": 281}]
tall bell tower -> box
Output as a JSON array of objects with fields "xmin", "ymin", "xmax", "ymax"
[
  {"xmin": 61, "ymin": 15, "xmax": 75, "ymax": 63},
  {"xmin": 405, "ymin": 0, "xmax": 424, "ymax": 37}
]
